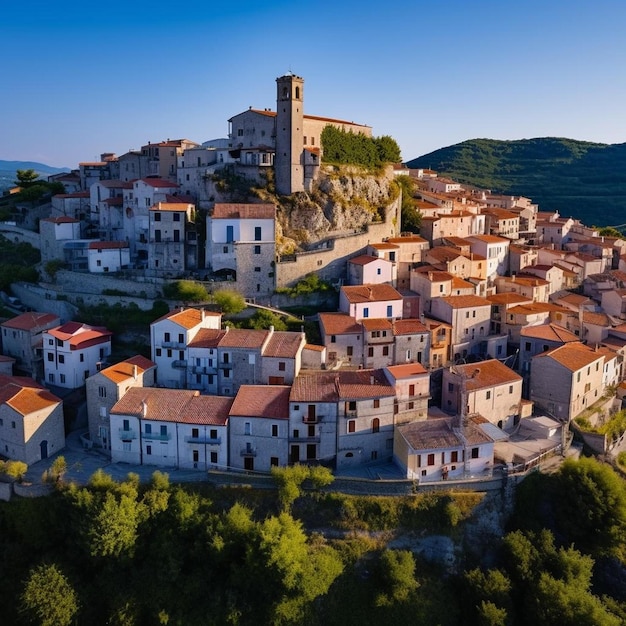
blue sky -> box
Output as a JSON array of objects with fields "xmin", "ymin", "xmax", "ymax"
[{"xmin": 1, "ymin": 0, "xmax": 625, "ymax": 168}]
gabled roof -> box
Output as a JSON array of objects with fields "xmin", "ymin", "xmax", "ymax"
[
  {"xmin": 187, "ymin": 328, "xmax": 226, "ymax": 349},
  {"xmin": 341, "ymin": 284, "xmax": 402, "ymax": 304},
  {"xmin": 362, "ymin": 318, "xmax": 393, "ymax": 331},
  {"xmin": 47, "ymin": 322, "xmax": 112, "ymax": 348},
  {"xmin": 111, "ymin": 387, "xmax": 232, "ymax": 425},
  {"xmin": 452, "ymin": 359, "xmax": 521, "ymax": 390},
  {"xmin": 349, "ymin": 254, "xmax": 385, "ymax": 266},
  {"xmin": 319, "ymin": 313, "xmax": 362, "ymax": 335},
  {"xmin": 335, "ymin": 369, "xmax": 395, "ymax": 399},
  {"xmin": 229, "ymin": 385, "xmax": 291, "ymax": 419},
  {"xmin": 398, "ymin": 417, "xmax": 492, "ymax": 451},
  {"xmin": 152, "ymin": 308, "xmax": 220, "ymax": 330},
  {"xmin": 467, "ymin": 234, "xmax": 510, "ymax": 244},
  {"xmin": 534, "ymin": 342, "xmax": 604, "ymax": 371},
  {"xmin": 219, "ymin": 328, "xmax": 269, "ymax": 349},
  {"xmin": 438, "ymin": 295, "xmax": 491, "ymax": 309},
  {"xmin": 385, "ymin": 363, "xmax": 428, "ymax": 379},
  {"xmin": 263, "ymin": 331, "xmax": 305, "ymax": 358},
  {"xmin": 99, "ymin": 355, "xmax": 156, "ymax": 384},
  {"xmin": 393, "ymin": 319, "xmax": 429, "ymax": 335},
  {"xmin": 520, "ymin": 324, "xmax": 579, "ymax": 343},
  {"xmin": 137, "ymin": 178, "xmax": 179, "ymax": 188},
  {"xmin": 2, "ymin": 312, "xmax": 59, "ymax": 331},
  {"xmin": 0, "ymin": 374, "xmax": 60, "ymax": 415}
]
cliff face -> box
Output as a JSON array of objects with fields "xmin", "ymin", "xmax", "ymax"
[{"xmin": 276, "ymin": 165, "xmax": 397, "ymax": 255}]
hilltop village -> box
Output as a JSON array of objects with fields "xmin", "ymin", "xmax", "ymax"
[{"xmin": 1, "ymin": 73, "xmax": 626, "ymax": 485}]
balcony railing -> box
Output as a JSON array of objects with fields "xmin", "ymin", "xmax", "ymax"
[
  {"xmin": 172, "ymin": 360, "xmax": 187, "ymax": 369},
  {"xmin": 288, "ymin": 435, "xmax": 320, "ymax": 444},
  {"xmin": 345, "ymin": 410, "xmax": 357, "ymax": 418},
  {"xmin": 303, "ymin": 415, "xmax": 322, "ymax": 424},
  {"xmin": 118, "ymin": 428, "xmax": 137, "ymax": 440},
  {"xmin": 185, "ymin": 435, "xmax": 221, "ymax": 444},
  {"xmin": 240, "ymin": 446, "xmax": 257, "ymax": 457},
  {"xmin": 162, "ymin": 341, "xmax": 186, "ymax": 349},
  {"xmin": 191, "ymin": 365, "xmax": 217, "ymax": 375},
  {"xmin": 219, "ymin": 361, "xmax": 233, "ymax": 369},
  {"xmin": 143, "ymin": 432, "xmax": 171, "ymax": 441}
]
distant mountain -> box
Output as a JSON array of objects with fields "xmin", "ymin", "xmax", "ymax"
[
  {"xmin": 0, "ymin": 160, "xmax": 71, "ymax": 192},
  {"xmin": 406, "ymin": 138, "xmax": 626, "ymax": 227}
]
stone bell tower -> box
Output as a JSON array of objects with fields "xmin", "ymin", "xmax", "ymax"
[{"xmin": 275, "ymin": 72, "xmax": 304, "ymax": 196}]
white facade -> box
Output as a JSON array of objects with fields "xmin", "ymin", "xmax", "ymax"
[{"xmin": 87, "ymin": 243, "xmax": 130, "ymax": 273}]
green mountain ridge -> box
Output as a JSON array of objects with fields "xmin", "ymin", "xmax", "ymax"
[{"xmin": 406, "ymin": 137, "xmax": 626, "ymax": 227}]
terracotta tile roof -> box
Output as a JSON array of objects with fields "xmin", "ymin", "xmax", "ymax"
[
  {"xmin": 335, "ymin": 369, "xmax": 395, "ymax": 399},
  {"xmin": 487, "ymin": 293, "xmax": 532, "ymax": 305},
  {"xmin": 349, "ymin": 254, "xmax": 382, "ymax": 266},
  {"xmin": 41, "ymin": 216, "xmax": 79, "ymax": 224},
  {"xmin": 111, "ymin": 387, "xmax": 232, "ymax": 425},
  {"xmin": 362, "ymin": 318, "xmax": 393, "ymax": 331},
  {"xmin": 451, "ymin": 276, "xmax": 475, "ymax": 290},
  {"xmin": 0, "ymin": 374, "xmax": 60, "ymax": 415},
  {"xmin": 341, "ymin": 284, "xmax": 402, "ymax": 303},
  {"xmin": 97, "ymin": 180, "xmax": 133, "ymax": 189},
  {"xmin": 422, "ymin": 317, "xmax": 453, "ymax": 331},
  {"xmin": 467, "ymin": 234, "xmax": 510, "ymax": 244},
  {"xmin": 502, "ymin": 275, "xmax": 549, "ymax": 287},
  {"xmin": 386, "ymin": 363, "xmax": 428, "ymax": 379},
  {"xmin": 393, "ymin": 319, "xmax": 429, "ymax": 335},
  {"xmin": 535, "ymin": 342, "xmax": 603, "ymax": 371},
  {"xmin": 387, "ymin": 235, "xmax": 428, "ymax": 245},
  {"xmin": 413, "ymin": 268, "xmax": 454, "ymax": 282},
  {"xmin": 47, "ymin": 322, "xmax": 112, "ymax": 348},
  {"xmin": 582, "ymin": 311, "xmax": 610, "ymax": 326},
  {"xmin": 229, "ymin": 385, "xmax": 291, "ymax": 419},
  {"xmin": 290, "ymin": 372, "xmax": 340, "ymax": 402},
  {"xmin": 453, "ymin": 359, "xmax": 521, "ymax": 389},
  {"xmin": 88, "ymin": 241, "xmax": 128, "ymax": 250},
  {"xmin": 555, "ymin": 293, "xmax": 592, "ymax": 306},
  {"xmin": 263, "ymin": 331, "xmax": 304, "ymax": 358},
  {"xmin": 426, "ymin": 247, "xmax": 464, "ymax": 262},
  {"xmin": 103, "ymin": 197, "xmax": 123, "ymax": 206},
  {"xmin": 319, "ymin": 313, "xmax": 362, "ymax": 335},
  {"xmin": 369, "ymin": 242, "xmax": 400, "ymax": 250},
  {"xmin": 304, "ymin": 343, "xmax": 325, "ymax": 352},
  {"xmin": 398, "ymin": 417, "xmax": 492, "ymax": 450},
  {"xmin": 520, "ymin": 324, "xmax": 579, "ymax": 343},
  {"xmin": 150, "ymin": 202, "xmax": 192, "ymax": 212},
  {"xmin": 2, "ymin": 312, "xmax": 59, "ymax": 331},
  {"xmin": 508, "ymin": 302, "xmax": 567, "ymax": 315},
  {"xmin": 100, "ymin": 355, "xmax": 156, "ymax": 384},
  {"xmin": 187, "ymin": 328, "xmax": 226, "ymax": 348},
  {"xmin": 439, "ymin": 295, "xmax": 491, "ymax": 309},
  {"xmin": 212, "ymin": 203, "xmax": 275, "ymax": 219},
  {"xmin": 218, "ymin": 328, "xmax": 269, "ymax": 349},
  {"xmin": 153, "ymin": 308, "xmax": 219, "ymax": 329}
]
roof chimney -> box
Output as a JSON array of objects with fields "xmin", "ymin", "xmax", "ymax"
[
  {"xmin": 133, "ymin": 364, "xmax": 138, "ymax": 379},
  {"xmin": 142, "ymin": 400, "xmax": 148, "ymax": 418}
]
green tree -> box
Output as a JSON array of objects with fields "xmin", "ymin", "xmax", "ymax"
[
  {"xmin": 0, "ymin": 459, "xmax": 28, "ymax": 481},
  {"xmin": 395, "ymin": 175, "xmax": 422, "ymax": 233},
  {"xmin": 271, "ymin": 464, "xmax": 310, "ymax": 511},
  {"xmin": 15, "ymin": 169, "xmax": 40, "ymax": 187},
  {"xmin": 213, "ymin": 288, "xmax": 245, "ymax": 315},
  {"xmin": 163, "ymin": 280, "xmax": 209, "ymax": 302},
  {"xmin": 20, "ymin": 563, "xmax": 79, "ymax": 626},
  {"xmin": 374, "ymin": 135, "xmax": 402, "ymax": 163},
  {"xmin": 597, "ymin": 226, "xmax": 623, "ymax": 238},
  {"xmin": 373, "ymin": 549, "xmax": 418, "ymax": 607},
  {"xmin": 249, "ymin": 309, "xmax": 287, "ymax": 330}
]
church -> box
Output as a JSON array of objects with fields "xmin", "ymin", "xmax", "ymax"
[{"xmin": 227, "ymin": 73, "xmax": 372, "ymax": 195}]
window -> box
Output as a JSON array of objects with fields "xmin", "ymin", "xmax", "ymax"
[
  {"xmin": 210, "ymin": 429, "xmax": 217, "ymax": 439},
  {"xmin": 60, "ymin": 374, "xmax": 66, "ymax": 383},
  {"xmin": 146, "ymin": 445, "xmax": 152, "ymax": 455},
  {"xmin": 244, "ymin": 422, "xmax": 251, "ymax": 435},
  {"xmin": 210, "ymin": 452, "xmax": 218, "ymax": 463},
  {"xmin": 48, "ymin": 373, "xmax": 54, "ymax": 383},
  {"xmin": 368, "ymin": 347, "xmax": 374, "ymax": 357},
  {"xmin": 254, "ymin": 226, "xmax": 262, "ymax": 241},
  {"xmin": 348, "ymin": 420, "xmax": 356, "ymax": 433},
  {"xmin": 471, "ymin": 447, "xmax": 480, "ymax": 459},
  {"xmin": 226, "ymin": 225, "xmax": 234, "ymax": 243},
  {"xmin": 278, "ymin": 362, "xmax": 285, "ymax": 371},
  {"xmin": 347, "ymin": 346, "xmax": 353, "ymax": 356},
  {"xmin": 11, "ymin": 421, "xmax": 16, "ymax": 429},
  {"xmin": 509, "ymin": 385, "xmax": 513, "ymax": 394},
  {"xmin": 377, "ymin": 268, "xmax": 381, "ymax": 275},
  {"xmin": 374, "ymin": 399, "xmax": 380, "ymax": 408},
  {"xmin": 272, "ymin": 424, "xmax": 278, "ymax": 437},
  {"xmin": 330, "ymin": 335, "xmax": 336, "ymax": 343},
  {"xmin": 47, "ymin": 353, "xmax": 53, "ymax": 361},
  {"xmin": 254, "ymin": 267, "xmax": 261, "ymax": 272},
  {"xmin": 254, "ymin": 245, "xmax": 261, "ymax": 254},
  {"xmin": 156, "ymin": 348, "xmax": 162, "ymax": 357},
  {"xmin": 372, "ymin": 418, "xmax": 380, "ymax": 433},
  {"xmin": 270, "ymin": 456, "xmax": 279, "ymax": 467},
  {"xmin": 173, "ymin": 213, "xmax": 180, "ymax": 222},
  {"xmin": 486, "ymin": 390, "xmax": 491, "ymax": 400},
  {"xmin": 448, "ymin": 382, "xmax": 454, "ymax": 392},
  {"xmin": 386, "ymin": 305, "xmax": 392, "ymax": 317},
  {"xmin": 123, "ymin": 419, "xmax": 130, "ymax": 431},
  {"xmin": 154, "ymin": 230, "xmax": 161, "ymax": 242},
  {"xmin": 427, "ymin": 453, "xmax": 435, "ymax": 466},
  {"xmin": 525, "ymin": 341, "xmax": 531, "ymax": 351},
  {"xmin": 191, "ymin": 427, "xmax": 199, "ymax": 439},
  {"xmin": 154, "ymin": 212, "xmax": 161, "ymax": 222},
  {"xmin": 382, "ymin": 346, "xmax": 389, "ymax": 356},
  {"xmin": 363, "ymin": 307, "xmax": 369, "ymax": 318},
  {"xmin": 164, "ymin": 332, "xmax": 170, "ymax": 342},
  {"xmin": 193, "ymin": 450, "xmax": 199, "ymax": 463},
  {"xmin": 451, "ymin": 451, "xmax": 458, "ymax": 463},
  {"xmin": 160, "ymin": 425, "xmax": 167, "ymax": 437}
]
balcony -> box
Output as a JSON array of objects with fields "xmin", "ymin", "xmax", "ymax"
[
  {"xmin": 162, "ymin": 341, "xmax": 186, "ymax": 349},
  {"xmin": 118, "ymin": 428, "xmax": 137, "ymax": 440},
  {"xmin": 345, "ymin": 410, "xmax": 357, "ymax": 418},
  {"xmin": 303, "ymin": 415, "xmax": 321, "ymax": 424},
  {"xmin": 185, "ymin": 435, "xmax": 221, "ymax": 445},
  {"xmin": 172, "ymin": 360, "xmax": 187, "ymax": 369},
  {"xmin": 240, "ymin": 446, "xmax": 257, "ymax": 457},
  {"xmin": 192, "ymin": 365, "xmax": 217, "ymax": 375},
  {"xmin": 219, "ymin": 361, "xmax": 233, "ymax": 369},
  {"xmin": 143, "ymin": 432, "xmax": 171, "ymax": 441}
]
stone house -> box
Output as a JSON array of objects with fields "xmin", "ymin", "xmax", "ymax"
[
  {"xmin": 85, "ymin": 355, "xmax": 156, "ymax": 455},
  {"xmin": 442, "ymin": 359, "xmax": 528, "ymax": 430},
  {"xmin": 384, "ymin": 363, "xmax": 430, "ymax": 422},
  {"xmin": 392, "ymin": 319, "xmax": 431, "ymax": 367},
  {"xmin": 39, "ymin": 217, "xmax": 81, "ymax": 264},
  {"xmin": 1, "ymin": 312, "xmax": 60, "ymax": 379},
  {"xmin": 148, "ymin": 202, "xmax": 198, "ymax": 273},
  {"xmin": 465, "ymin": 235, "xmax": 510, "ymax": 280},
  {"xmin": 0, "ymin": 374, "xmax": 65, "ymax": 465},
  {"xmin": 518, "ymin": 323, "xmax": 579, "ymax": 375}
]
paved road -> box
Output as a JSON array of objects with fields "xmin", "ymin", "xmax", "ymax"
[{"xmin": 24, "ymin": 430, "xmax": 210, "ymax": 486}]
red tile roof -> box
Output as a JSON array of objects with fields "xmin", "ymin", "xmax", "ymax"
[
  {"xmin": 263, "ymin": 332, "xmax": 304, "ymax": 358},
  {"xmin": 341, "ymin": 284, "xmax": 402, "ymax": 303},
  {"xmin": 188, "ymin": 328, "xmax": 226, "ymax": 348},
  {"xmin": 153, "ymin": 308, "xmax": 220, "ymax": 329},
  {"xmin": 535, "ymin": 342, "xmax": 603, "ymax": 371},
  {"xmin": 319, "ymin": 313, "xmax": 362, "ymax": 335},
  {"xmin": 219, "ymin": 328, "xmax": 269, "ymax": 349},
  {"xmin": 99, "ymin": 355, "xmax": 156, "ymax": 384},
  {"xmin": 393, "ymin": 319, "xmax": 429, "ymax": 335},
  {"xmin": 453, "ymin": 359, "xmax": 521, "ymax": 389},
  {"xmin": 47, "ymin": 322, "xmax": 112, "ymax": 349},
  {"xmin": 349, "ymin": 254, "xmax": 382, "ymax": 266},
  {"xmin": 2, "ymin": 312, "xmax": 59, "ymax": 332},
  {"xmin": 88, "ymin": 241, "xmax": 128, "ymax": 250},
  {"xmin": 439, "ymin": 295, "xmax": 491, "ymax": 309},
  {"xmin": 212, "ymin": 203, "xmax": 275, "ymax": 219},
  {"xmin": 138, "ymin": 178, "xmax": 179, "ymax": 188},
  {"xmin": 229, "ymin": 385, "xmax": 291, "ymax": 419},
  {"xmin": 386, "ymin": 363, "xmax": 428, "ymax": 379}
]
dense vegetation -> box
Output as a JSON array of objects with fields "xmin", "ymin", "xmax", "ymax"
[
  {"xmin": 1, "ymin": 457, "xmax": 625, "ymax": 625},
  {"xmin": 321, "ymin": 126, "xmax": 402, "ymax": 168},
  {"xmin": 0, "ymin": 235, "xmax": 40, "ymax": 291},
  {"xmin": 406, "ymin": 137, "xmax": 626, "ymax": 227}
]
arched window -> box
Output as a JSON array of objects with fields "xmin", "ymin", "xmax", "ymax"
[
  {"xmin": 372, "ymin": 418, "xmax": 380, "ymax": 433},
  {"xmin": 295, "ymin": 86, "xmax": 300, "ymax": 99}
]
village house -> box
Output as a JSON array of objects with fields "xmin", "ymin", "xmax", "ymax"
[
  {"xmin": 1, "ymin": 312, "xmax": 60, "ymax": 380},
  {"xmin": 520, "ymin": 264, "xmax": 565, "ymax": 296},
  {"xmin": 465, "ymin": 235, "xmax": 510, "ymax": 281},
  {"xmin": 481, "ymin": 207, "xmax": 520, "ymax": 240},
  {"xmin": 148, "ymin": 202, "xmax": 198, "ymax": 272},
  {"xmin": 441, "ymin": 359, "xmax": 529, "ymax": 430},
  {"xmin": 501, "ymin": 302, "xmax": 570, "ymax": 346},
  {"xmin": 508, "ymin": 244, "xmax": 538, "ymax": 274},
  {"xmin": 518, "ymin": 323, "xmax": 579, "ymax": 375},
  {"xmin": 347, "ymin": 254, "xmax": 395, "ymax": 286},
  {"xmin": 85, "ymin": 355, "xmax": 156, "ymax": 455},
  {"xmin": 318, "ymin": 312, "xmax": 363, "ymax": 368},
  {"xmin": 495, "ymin": 274, "xmax": 550, "ymax": 303},
  {"xmin": 384, "ymin": 362, "xmax": 430, "ymax": 422},
  {"xmin": 43, "ymin": 322, "xmax": 112, "ymax": 389},
  {"xmin": 110, "ymin": 387, "xmax": 232, "ymax": 470},
  {"xmin": 50, "ymin": 191, "xmax": 90, "ymax": 223},
  {"xmin": 529, "ymin": 342, "xmax": 607, "ymax": 421},
  {"xmin": 0, "ymin": 373, "xmax": 65, "ymax": 465},
  {"xmin": 383, "ymin": 235, "xmax": 430, "ymax": 290},
  {"xmin": 228, "ymin": 385, "xmax": 291, "ymax": 472},
  {"xmin": 392, "ymin": 319, "xmax": 431, "ymax": 367},
  {"xmin": 394, "ymin": 416, "xmax": 494, "ymax": 481},
  {"xmin": 339, "ymin": 284, "xmax": 404, "ymax": 321},
  {"xmin": 39, "ymin": 216, "xmax": 82, "ymax": 264}
]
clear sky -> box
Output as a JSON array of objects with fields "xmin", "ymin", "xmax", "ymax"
[{"xmin": 1, "ymin": 0, "xmax": 625, "ymax": 169}]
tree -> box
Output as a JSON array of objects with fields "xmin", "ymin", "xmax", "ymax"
[
  {"xmin": 213, "ymin": 288, "xmax": 245, "ymax": 315},
  {"xmin": 373, "ymin": 549, "xmax": 418, "ymax": 606},
  {"xmin": 597, "ymin": 226, "xmax": 623, "ymax": 238},
  {"xmin": 395, "ymin": 175, "xmax": 422, "ymax": 233},
  {"xmin": 249, "ymin": 309, "xmax": 287, "ymax": 331},
  {"xmin": 15, "ymin": 169, "xmax": 40, "ymax": 187},
  {"xmin": 162, "ymin": 280, "xmax": 208, "ymax": 303},
  {"xmin": 271, "ymin": 464, "xmax": 310, "ymax": 511},
  {"xmin": 20, "ymin": 563, "xmax": 79, "ymax": 626},
  {"xmin": 374, "ymin": 135, "xmax": 402, "ymax": 163}
]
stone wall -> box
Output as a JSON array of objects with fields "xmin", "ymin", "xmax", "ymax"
[
  {"xmin": 0, "ymin": 223, "xmax": 40, "ymax": 248},
  {"xmin": 54, "ymin": 269, "xmax": 163, "ymax": 298}
]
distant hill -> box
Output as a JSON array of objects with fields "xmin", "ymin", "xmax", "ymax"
[
  {"xmin": 0, "ymin": 160, "xmax": 71, "ymax": 192},
  {"xmin": 406, "ymin": 138, "xmax": 626, "ymax": 228}
]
